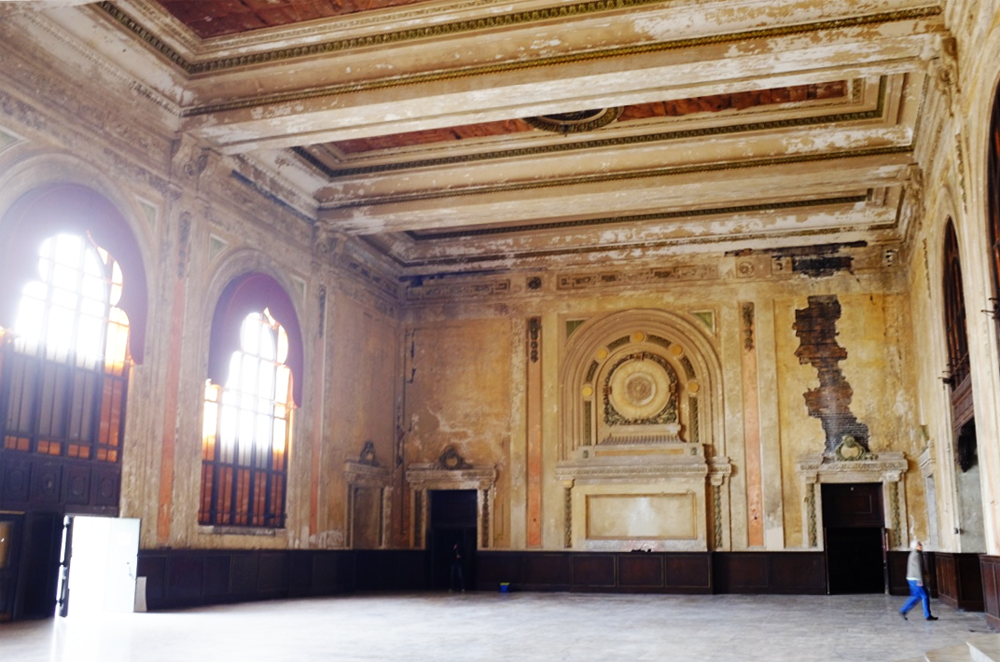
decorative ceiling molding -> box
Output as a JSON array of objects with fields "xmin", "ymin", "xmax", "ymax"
[
  {"xmin": 523, "ymin": 108, "xmax": 624, "ymax": 134},
  {"xmin": 296, "ymin": 78, "xmax": 880, "ymax": 178},
  {"xmin": 371, "ymin": 221, "xmax": 899, "ymax": 270},
  {"xmin": 99, "ymin": 3, "xmax": 941, "ymax": 79},
  {"xmin": 96, "ymin": 1, "xmax": 940, "ymax": 115},
  {"xmin": 405, "ymin": 194, "xmax": 873, "ymax": 241},
  {"xmin": 323, "ymin": 145, "xmax": 911, "ymax": 209}
]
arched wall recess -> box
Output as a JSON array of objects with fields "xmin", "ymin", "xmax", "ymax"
[{"xmin": 556, "ymin": 309, "xmax": 731, "ymax": 552}]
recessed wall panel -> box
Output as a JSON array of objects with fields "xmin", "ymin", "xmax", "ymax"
[{"xmin": 586, "ymin": 493, "xmax": 696, "ymax": 540}]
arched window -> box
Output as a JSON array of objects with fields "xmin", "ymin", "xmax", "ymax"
[
  {"xmin": 943, "ymin": 220, "xmax": 970, "ymax": 388},
  {"xmin": 0, "ymin": 186, "xmax": 144, "ymax": 514},
  {"xmin": 989, "ymin": 82, "xmax": 1000, "ymax": 362},
  {"xmin": 199, "ymin": 274, "xmax": 301, "ymax": 528},
  {"xmin": 2, "ymin": 233, "xmax": 130, "ymax": 460}
]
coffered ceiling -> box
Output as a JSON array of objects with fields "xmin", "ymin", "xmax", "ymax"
[{"xmin": 12, "ymin": 0, "xmax": 948, "ymax": 275}]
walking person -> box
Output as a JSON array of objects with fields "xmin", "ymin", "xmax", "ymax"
[{"xmin": 900, "ymin": 540, "xmax": 937, "ymax": 621}]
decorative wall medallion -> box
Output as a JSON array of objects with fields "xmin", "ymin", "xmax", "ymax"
[
  {"xmin": 438, "ymin": 446, "xmax": 472, "ymax": 470},
  {"xmin": 524, "ymin": 108, "xmax": 623, "ymax": 134},
  {"xmin": 834, "ymin": 435, "xmax": 876, "ymax": 461},
  {"xmin": 359, "ymin": 440, "xmax": 378, "ymax": 466},
  {"xmin": 604, "ymin": 352, "xmax": 678, "ymax": 425}
]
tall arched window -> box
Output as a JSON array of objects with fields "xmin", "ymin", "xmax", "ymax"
[
  {"xmin": 989, "ymin": 82, "xmax": 1000, "ymax": 361},
  {"xmin": 199, "ymin": 273, "xmax": 302, "ymax": 528},
  {"xmin": 943, "ymin": 220, "xmax": 970, "ymax": 389},
  {"xmin": 0, "ymin": 185, "xmax": 145, "ymax": 514},
  {"xmin": 2, "ymin": 233, "xmax": 130, "ymax": 460}
]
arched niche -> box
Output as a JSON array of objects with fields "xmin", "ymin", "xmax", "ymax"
[
  {"xmin": 555, "ymin": 309, "xmax": 731, "ymax": 552},
  {"xmin": 559, "ymin": 309, "xmax": 723, "ymax": 458}
]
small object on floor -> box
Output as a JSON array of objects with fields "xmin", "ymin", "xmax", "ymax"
[{"xmin": 926, "ymin": 615, "xmax": 938, "ymax": 621}]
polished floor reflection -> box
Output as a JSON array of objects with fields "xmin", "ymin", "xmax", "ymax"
[{"xmin": 0, "ymin": 592, "xmax": 994, "ymax": 662}]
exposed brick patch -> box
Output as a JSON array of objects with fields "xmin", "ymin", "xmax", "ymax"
[
  {"xmin": 793, "ymin": 295, "xmax": 870, "ymax": 454},
  {"xmin": 792, "ymin": 255, "xmax": 853, "ymax": 277}
]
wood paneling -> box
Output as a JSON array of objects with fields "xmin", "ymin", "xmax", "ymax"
[
  {"xmin": 713, "ymin": 552, "xmax": 826, "ymax": 594},
  {"xmin": 475, "ymin": 551, "xmax": 713, "ymax": 594},
  {"xmin": 523, "ymin": 554, "xmax": 571, "ymax": 589},
  {"xmin": 135, "ymin": 549, "xmax": 840, "ymax": 611},
  {"xmin": 571, "ymin": 554, "xmax": 615, "ymax": 588},
  {"xmin": 619, "ymin": 555, "xmax": 663, "ymax": 588},
  {"xmin": 821, "ymin": 483, "xmax": 883, "ymax": 528},
  {"xmin": 0, "ymin": 455, "xmax": 120, "ymax": 516},
  {"xmin": 665, "ymin": 555, "xmax": 713, "ymax": 591},
  {"xmin": 981, "ymin": 556, "xmax": 1000, "ymax": 630},
  {"xmin": 137, "ymin": 549, "xmax": 359, "ymax": 610},
  {"xmin": 934, "ymin": 553, "xmax": 983, "ymax": 612}
]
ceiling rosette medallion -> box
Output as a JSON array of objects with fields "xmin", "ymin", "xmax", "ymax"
[{"xmin": 523, "ymin": 108, "xmax": 623, "ymax": 134}]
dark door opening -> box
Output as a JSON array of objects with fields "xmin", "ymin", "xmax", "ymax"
[
  {"xmin": 822, "ymin": 483, "xmax": 886, "ymax": 594},
  {"xmin": 428, "ymin": 490, "xmax": 477, "ymax": 591},
  {"xmin": 0, "ymin": 513, "xmax": 22, "ymax": 622}
]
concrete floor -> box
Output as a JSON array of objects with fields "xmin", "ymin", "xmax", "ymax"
[{"xmin": 0, "ymin": 592, "xmax": 994, "ymax": 662}]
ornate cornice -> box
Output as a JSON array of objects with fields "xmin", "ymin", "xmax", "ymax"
[
  {"xmin": 405, "ymin": 463, "xmax": 497, "ymax": 490},
  {"xmin": 795, "ymin": 452, "xmax": 908, "ymax": 484},
  {"xmin": 407, "ymin": 194, "xmax": 871, "ymax": 241},
  {"xmin": 344, "ymin": 460, "xmax": 391, "ymax": 487},
  {"xmin": 97, "ymin": 2, "xmax": 941, "ymax": 111},
  {"xmin": 297, "ymin": 82, "xmax": 882, "ymax": 178},
  {"xmin": 372, "ymin": 220, "xmax": 899, "ymax": 271},
  {"xmin": 326, "ymin": 146, "xmax": 910, "ymax": 209},
  {"xmin": 555, "ymin": 459, "xmax": 709, "ymax": 481}
]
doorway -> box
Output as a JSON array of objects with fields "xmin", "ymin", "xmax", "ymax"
[
  {"xmin": 822, "ymin": 483, "xmax": 886, "ymax": 594},
  {"xmin": 428, "ymin": 490, "xmax": 477, "ymax": 591},
  {"xmin": 56, "ymin": 516, "xmax": 141, "ymax": 616}
]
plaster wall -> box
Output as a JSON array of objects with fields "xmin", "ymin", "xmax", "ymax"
[{"xmin": 8, "ymin": 0, "xmax": 1000, "ymax": 560}]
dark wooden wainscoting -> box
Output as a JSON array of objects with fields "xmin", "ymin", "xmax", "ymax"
[
  {"xmin": 934, "ymin": 552, "xmax": 983, "ymax": 612},
  {"xmin": 980, "ymin": 555, "xmax": 1000, "ymax": 630},
  {"xmin": 137, "ymin": 549, "xmax": 426, "ymax": 611},
  {"xmin": 137, "ymin": 549, "xmax": 840, "ymax": 611},
  {"xmin": 712, "ymin": 552, "xmax": 826, "ymax": 594},
  {"xmin": 474, "ymin": 551, "xmax": 713, "ymax": 593}
]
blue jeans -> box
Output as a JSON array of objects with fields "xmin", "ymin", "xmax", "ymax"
[{"xmin": 901, "ymin": 580, "xmax": 931, "ymax": 617}]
